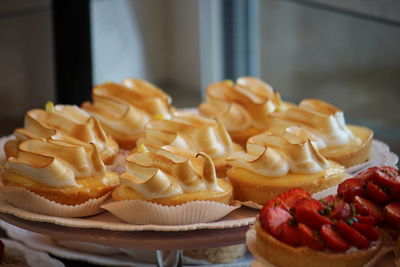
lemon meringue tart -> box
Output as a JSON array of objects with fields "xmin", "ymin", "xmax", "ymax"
[
  {"xmin": 82, "ymin": 79, "xmax": 173, "ymax": 149},
  {"xmin": 2, "ymin": 139, "xmax": 119, "ymax": 205},
  {"xmin": 226, "ymin": 129, "xmax": 345, "ymax": 206},
  {"xmin": 199, "ymin": 76, "xmax": 291, "ymax": 145},
  {"xmin": 4, "ymin": 103, "xmax": 119, "ymax": 165},
  {"xmin": 112, "ymin": 145, "xmax": 233, "ymax": 206},
  {"xmin": 265, "ymin": 99, "xmax": 373, "ymax": 167},
  {"xmin": 137, "ymin": 111, "xmax": 237, "ymax": 176}
]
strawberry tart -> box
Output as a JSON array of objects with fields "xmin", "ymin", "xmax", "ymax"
[{"xmin": 254, "ymin": 166, "xmax": 400, "ymax": 267}]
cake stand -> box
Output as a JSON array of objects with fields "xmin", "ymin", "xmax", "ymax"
[{"xmin": 0, "ymin": 212, "xmax": 254, "ymax": 267}]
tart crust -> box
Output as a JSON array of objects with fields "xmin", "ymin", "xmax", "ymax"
[
  {"xmin": 226, "ymin": 161, "xmax": 344, "ymax": 206},
  {"xmin": 255, "ymin": 219, "xmax": 381, "ymax": 267},
  {"xmin": 2, "ymin": 171, "xmax": 119, "ymax": 205},
  {"xmin": 320, "ymin": 125, "xmax": 373, "ymax": 168}
]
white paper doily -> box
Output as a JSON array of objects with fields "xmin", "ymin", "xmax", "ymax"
[
  {"xmin": 346, "ymin": 139, "xmax": 398, "ymax": 175},
  {"xmin": 0, "ymin": 199, "xmax": 257, "ymax": 232},
  {"xmin": 0, "ymin": 221, "xmax": 252, "ymax": 267},
  {"xmin": 245, "ymin": 227, "xmax": 397, "ymax": 267}
]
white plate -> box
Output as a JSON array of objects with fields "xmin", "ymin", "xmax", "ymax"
[{"xmin": 0, "ymin": 199, "xmax": 257, "ymax": 232}]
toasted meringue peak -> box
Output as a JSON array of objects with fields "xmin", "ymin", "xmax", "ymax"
[
  {"xmin": 13, "ymin": 105, "xmax": 117, "ymax": 158},
  {"xmin": 199, "ymin": 77, "xmax": 282, "ymax": 131},
  {"xmin": 228, "ymin": 130, "xmax": 330, "ymax": 176},
  {"xmin": 120, "ymin": 146, "xmax": 223, "ymax": 199},
  {"xmin": 4, "ymin": 139, "xmax": 106, "ymax": 187},
  {"xmin": 138, "ymin": 111, "xmax": 233, "ymax": 160},
  {"xmin": 269, "ymin": 99, "xmax": 361, "ymax": 148},
  {"xmin": 82, "ymin": 79, "xmax": 172, "ymax": 144}
]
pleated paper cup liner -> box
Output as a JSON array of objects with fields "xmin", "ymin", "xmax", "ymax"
[
  {"xmin": 102, "ymin": 200, "xmax": 241, "ymax": 225},
  {"xmin": 0, "ymin": 185, "xmax": 110, "ymax": 217},
  {"xmin": 246, "ymin": 226, "xmax": 398, "ymax": 267}
]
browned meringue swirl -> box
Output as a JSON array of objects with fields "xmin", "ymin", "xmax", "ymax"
[{"xmin": 120, "ymin": 145, "xmax": 223, "ymax": 199}]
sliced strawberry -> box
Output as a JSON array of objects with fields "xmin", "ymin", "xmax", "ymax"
[
  {"xmin": 263, "ymin": 188, "xmax": 310, "ymax": 211},
  {"xmin": 294, "ymin": 199, "xmax": 333, "ymax": 229},
  {"xmin": 298, "ymin": 223, "xmax": 324, "ymax": 250},
  {"xmin": 355, "ymin": 215, "xmax": 376, "ymax": 225},
  {"xmin": 263, "ymin": 197, "xmax": 286, "ymax": 210},
  {"xmin": 352, "ymin": 222, "xmax": 379, "ymax": 241},
  {"xmin": 330, "ymin": 200, "xmax": 351, "ymax": 221},
  {"xmin": 373, "ymin": 166, "xmax": 400, "ymax": 187},
  {"xmin": 336, "ymin": 221, "xmax": 370, "ymax": 249},
  {"xmin": 280, "ymin": 221, "xmax": 299, "ymax": 246},
  {"xmin": 338, "ymin": 178, "xmax": 366, "ymax": 202},
  {"xmin": 356, "ymin": 167, "xmax": 376, "ymax": 180},
  {"xmin": 353, "ymin": 196, "xmax": 384, "ymax": 223},
  {"xmin": 261, "ymin": 207, "xmax": 293, "ymax": 238},
  {"xmin": 320, "ymin": 224, "xmax": 350, "ymax": 252},
  {"xmin": 383, "ymin": 202, "xmax": 400, "ymax": 228},
  {"xmin": 366, "ymin": 182, "xmax": 390, "ymax": 204}
]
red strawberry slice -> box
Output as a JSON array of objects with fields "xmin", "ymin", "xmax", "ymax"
[
  {"xmin": 330, "ymin": 200, "xmax": 351, "ymax": 220},
  {"xmin": 263, "ymin": 197, "xmax": 286, "ymax": 211},
  {"xmin": 263, "ymin": 188, "xmax": 310, "ymax": 211},
  {"xmin": 366, "ymin": 182, "xmax": 390, "ymax": 204},
  {"xmin": 298, "ymin": 223, "xmax": 324, "ymax": 250},
  {"xmin": 261, "ymin": 207, "xmax": 293, "ymax": 238},
  {"xmin": 356, "ymin": 167, "xmax": 377, "ymax": 181},
  {"xmin": 354, "ymin": 215, "xmax": 376, "ymax": 225},
  {"xmin": 352, "ymin": 222, "xmax": 379, "ymax": 241},
  {"xmin": 320, "ymin": 224, "xmax": 350, "ymax": 252},
  {"xmin": 279, "ymin": 221, "xmax": 299, "ymax": 246},
  {"xmin": 294, "ymin": 199, "xmax": 333, "ymax": 229},
  {"xmin": 338, "ymin": 178, "xmax": 366, "ymax": 202},
  {"xmin": 336, "ymin": 221, "xmax": 370, "ymax": 249},
  {"xmin": 373, "ymin": 166, "xmax": 400, "ymax": 187},
  {"xmin": 383, "ymin": 202, "xmax": 400, "ymax": 228},
  {"xmin": 353, "ymin": 196, "xmax": 384, "ymax": 223},
  {"xmin": 279, "ymin": 188, "xmax": 311, "ymax": 210}
]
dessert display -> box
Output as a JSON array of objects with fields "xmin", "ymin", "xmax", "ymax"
[
  {"xmin": 226, "ymin": 128, "xmax": 345, "ymax": 205},
  {"xmin": 4, "ymin": 103, "xmax": 119, "ymax": 164},
  {"xmin": 112, "ymin": 144, "xmax": 233, "ymax": 206},
  {"xmin": 82, "ymin": 79, "xmax": 173, "ymax": 149},
  {"xmin": 253, "ymin": 166, "xmax": 400, "ymax": 267},
  {"xmin": 265, "ymin": 99, "xmax": 373, "ymax": 167},
  {"xmin": 199, "ymin": 77, "xmax": 287, "ymax": 145},
  {"xmin": 1, "ymin": 139, "xmax": 119, "ymax": 206},
  {"xmin": 137, "ymin": 111, "xmax": 236, "ymax": 176},
  {"xmin": 0, "ymin": 75, "xmax": 397, "ymax": 265}
]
